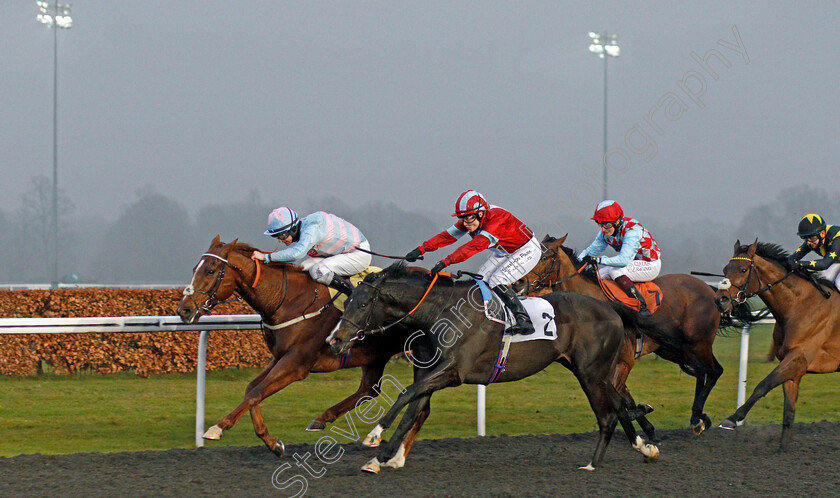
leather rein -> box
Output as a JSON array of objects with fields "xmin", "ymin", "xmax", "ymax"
[
  {"xmin": 527, "ymin": 246, "xmax": 589, "ymax": 292},
  {"xmin": 338, "ymin": 273, "xmax": 445, "ymax": 342}
]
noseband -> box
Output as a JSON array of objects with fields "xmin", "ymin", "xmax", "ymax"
[{"xmin": 183, "ymin": 253, "xmax": 249, "ymax": 314}]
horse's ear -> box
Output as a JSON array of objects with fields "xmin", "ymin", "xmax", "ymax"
[
  {"xmin": 211, "ymin": 234, "xmax": 221, "ymax": 247},
  {"xmin": 733, "ymin": 239, "xmax": 741, "ymax": 254},
  {"xmin": 557, "ymin": 233, "xmax": 568, "ymax": 245},
  {"xmin": 220, "ymin": 238, "xmax": 238, "ymax": 257},
  {"xmin": 747, "ymin": 239, "xmax": 758, "ymax": 257}
]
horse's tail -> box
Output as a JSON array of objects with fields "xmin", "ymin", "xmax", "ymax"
[{"xmin": 607, "ymin": 301, "xmax": 684, "ymax": 357}]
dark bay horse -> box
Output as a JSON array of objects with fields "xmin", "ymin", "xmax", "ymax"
[
  {"xmin": 516, "ymin": 234, "xmax": 723, "ymax": 435},
  {"xmin": 715, "ymin": 240, "xmax": 840, "ymax": 450},
  {"xmin": 327, "ymin": 264, "xmax": 682, "ymax": 472},
  {"xmin": 176, "ymin": 236, "xmax": 408, "ymax": 456}
]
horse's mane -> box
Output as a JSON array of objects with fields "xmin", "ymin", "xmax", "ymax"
[
  {"xmin": 225, "ymin": 241, "xmax": 303, "ymax": 271},
  {"xmin": 230, "ymin": 242, "xmax": 262, "ymax": 256},
  {"xmin": 369, "ymin": 261, "xmax": 433, "ymax": 283},
  {"xmin": 737, "ymin": 241, "xmax": 836, "ymax": 292},
  {"xmin": 553, "ymin": 241, "xmax": 598, "ymax": 284},
  {"xmin": 737, "ymin": 242, "xmax": 792, "ymax": 270}
]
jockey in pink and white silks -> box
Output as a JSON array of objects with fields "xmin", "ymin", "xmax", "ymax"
[
  {"xmin": 404, "ymin": 190, "xmax": 541, "ymax": 334},
  {"xmin": 250, "ymin": 207, "xmax": 371, "ymax": 296},
  {"xmin": 578, "ymin": 200, "xmax": 661, "ymax": 316}
]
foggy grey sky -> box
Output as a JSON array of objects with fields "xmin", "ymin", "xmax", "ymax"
[{"xmin": 3, "ymin": 1, "xmax": 839, "ymax": 234}]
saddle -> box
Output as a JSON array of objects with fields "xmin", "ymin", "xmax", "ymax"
[
  {"xmin": 599, "ymin": 280, "xmax": 663, "ymax": 314},
  {"xmin": 330, "ymin": 266, "xmax": 383, "ymax": 312}
]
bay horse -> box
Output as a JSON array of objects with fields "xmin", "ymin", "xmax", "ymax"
[
  {"xmin": 176, "ymin": 236, "xmax": 409, "ymax": 456},
  {"xmin": 715, "ymin": 240, "xmax": 840, "ymax": 450},
  {"xmin": 516, "ymin": 234, "xmax": 723, "ymax": 435},
  {"xmin": 327, "ymin": 263, "xmax": 682, "ymax": 472}
]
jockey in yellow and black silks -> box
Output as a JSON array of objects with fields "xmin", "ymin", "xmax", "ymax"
[{"xmin": 787, "ymin": 214, "xmax": 840, "ymax": 291}]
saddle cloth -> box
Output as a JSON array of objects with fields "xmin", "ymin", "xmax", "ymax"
[
  {"xmin": 600, "ymin": 280, "xmax": 663, "ymax": 314},
  {"xmin": 473, "ymin": 279, "xmax": 557, "ymax": 343},
  {"xmin": 329, "ymin": 266, "xmax": 383, "ymax": 312}
]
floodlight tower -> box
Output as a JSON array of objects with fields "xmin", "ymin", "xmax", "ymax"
[
  {"xmin": 588, "ymin": 32, "xmax": 620, "ymax": 200},
  {"xmin": 36, "ymin": 1, "xmax": 72, "ymax": 287}
]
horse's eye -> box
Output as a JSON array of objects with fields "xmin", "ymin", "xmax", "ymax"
[
  {"xmin": 360, "ymin": 303, "xmax": 367, "ymax": 308},
  {"xmin": 207, "ymin": 269, "xmax": 215, "ymax": 275},
  {"xmin": 740, "ymin": 268, "xmax": 747, "ymax": 273}
]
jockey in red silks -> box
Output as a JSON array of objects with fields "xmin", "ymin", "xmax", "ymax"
[
  {"xmin": 404, "ymin": 190, "xmax": 541, "ymax": 334},
  {"xmin": 250, "ymin": 207, "xmax": 371, "ymax": 296},
  {"xmin": 578, "ymin": 200, "xmax": 661, "ymax": 316}
]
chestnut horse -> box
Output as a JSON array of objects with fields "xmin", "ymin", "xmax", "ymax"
[
  {"xmin": 715, "ymin": 240, "xmax": 840, "ymax": 450},
  {"xmin": 516, "ymin": 234, "xmax": 723, "ymax": 435},
  {"xmin": 176, "ymin": 236, "xmax": 409, "ymax": 456}
]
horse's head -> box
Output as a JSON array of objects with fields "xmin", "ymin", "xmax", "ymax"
[
  {"xmin": 514, "ymin": 233, "xmax": 568, "ymax": 295},
  {"xmin": 714, "ymin": 239, "xmax": 759, "ymax": 313},
  {"xmin": 177, "ymin": 235, "xmax": 241, "ymax": 324},
  {"xmin": 326, "ymin": 264, "xmax": 420, "ymax": 355}
]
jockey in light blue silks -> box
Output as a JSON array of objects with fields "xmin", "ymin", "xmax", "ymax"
[
  {"xmin": 578, "ymin": 200, "xmax": 661, "ymax": 316},
  {"xmin": 250, "ymin": 207, "xmax": 371, "ymax": 296}
]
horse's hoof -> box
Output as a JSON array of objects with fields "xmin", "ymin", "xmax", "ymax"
[
  {"xmin": 306, "ymin": 420, "xmax": 326, "ymax": 432},
  {"xmin": 641, "ymin": 403, "xmax": 654, "ymax": 415},
  {"xmin": 202, "ymin": 425, "xmax": 223, "ymax": 440},
  {"xmin": 578, "ymin": 463, "xmax": 596, "ymax": 471},
  {"xmin": 361, "ymin": 458, "xmax": 381, "ymax": 474},
  {"xmin": 702, "ymin": 414, "xmax": 712, "ymax": 430},
  {"xmin": 718, "ymin": 418, "xmax": 737, "ymax": 430},
  {"xmin": 273, "ymin": 440, "xmax": 285, "ymax": 458},
  {"xmin": 363, "ymin": 425, "xmax": 384, "ymax": 447},
  {"xmin": 633, "ymin": 436, "xmax": 659, "ymax": 459},
  {"xmin": 362, "ymin": 436, "xmax": 382, "ymax": 447},
  {"xmin": 691, "ymin": 420, "xmax": 706, "ymax": 436}
]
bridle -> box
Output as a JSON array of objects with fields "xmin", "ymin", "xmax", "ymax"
[
  {"xmin": 525, "ymin": 246, "xmax": 588, "ymax": 293},
  {"xmin": 182, "ymin": 252, "xmax": 260, "ymax": 315},
  {"xmin": 719, "ymin": 255, "xmax": 793, "ymax": 304},
  {"xmin": 337, "ymin": 273, "xmax": 445, "ymax": 343}
]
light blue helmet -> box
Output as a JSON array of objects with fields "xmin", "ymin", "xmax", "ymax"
[{"xmin": 265, "ymin": 207, "xmax": 300, "ymax": 237}]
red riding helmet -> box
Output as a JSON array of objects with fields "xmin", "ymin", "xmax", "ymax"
[
  {"xmin": 591, "ymin": 200, "xmax": 624, "ymax": 223},
  {"xmin": 452, "ymin": 190, "xmax": 489, "ymax": 217}
]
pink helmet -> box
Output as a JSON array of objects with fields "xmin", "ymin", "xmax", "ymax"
[
  {"xmin": 591, "ymin": 200, "xmax": 624, "ymax": 223},
  {"xmin": 452, "ymin": 190, "xmax": 488, "ymax": 217}
]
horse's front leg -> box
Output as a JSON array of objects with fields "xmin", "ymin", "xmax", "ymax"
[
  {"xmin": 780, "ymin": 376, "xmax": 803, "ymax": 451},
  {"xmin": 362, "ymin": 395, "xmax": 432, "ymax": 474},
  {"xmin": 689, "ymin": 353, "xmax": 723, "ymax": 435},
  {"xmin": 203, "ymin": 358, "xmax": 277, "ymax": 440},
  {"xmin": 719, "ymin": 351, "xmax": 807, "ymax": 430},
  {"xmin": 209, "ymin": 351, "xmax": 316, "ymax": 457},
  {"xmin": 361, "ymin": 358, "xmax": 458, "ymax": 459},
  {"xmin": 307, "ymin": 359, "xmax": 388, "ymax": 432}
]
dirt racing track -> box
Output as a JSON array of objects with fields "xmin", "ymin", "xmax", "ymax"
[{"xmin": 2, "ymin": 421, "xmax": 839, "ymax": 497}]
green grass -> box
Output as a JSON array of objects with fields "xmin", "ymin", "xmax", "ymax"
[{"xmin": 1, "ymin": 324, "xmax": 838, "ymax": 457}]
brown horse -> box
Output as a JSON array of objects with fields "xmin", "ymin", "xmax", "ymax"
[
  {"xmin": 715, "ymin": 240, "xmax": 840, "ymax": 450},
  {"xmin": 176, "ymin": 236, "xmax": 409, "ymax": 456},
  {"xmin": 516, "ymin": 234, "xmax": 723, "ymax": 435}
]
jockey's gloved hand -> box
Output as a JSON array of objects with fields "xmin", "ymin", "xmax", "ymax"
[
  {"xmin": 795, "ymin": 261, "xmax": 815, "ymax": 272},
  {"xmin": 581, "ymin": 255, "xmax": 599, "ymax": 266},
  {"xmin": 786, "ymin": 254, "xmax": 797, "ymax": 267},
  {"xmin": 430, "ymin": 261, "xmax": 446, "ymax": 275},
  {"xmin": 405, "ymin": 248, "xmax": 423, "ymax": 262}
]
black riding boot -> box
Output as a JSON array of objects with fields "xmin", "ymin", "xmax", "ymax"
[
  {"xmin": 492, "ymin": 284, "xmax": 535, "ymax": 335},
  {"xmin": 329, "ymin": 275, "xmax": 355, "ymax": 296},
  {"xmin": 626, "ymin": 285, "xmax": 651, "ymax": 317}
]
